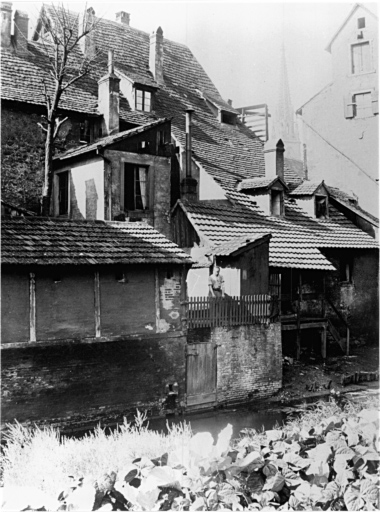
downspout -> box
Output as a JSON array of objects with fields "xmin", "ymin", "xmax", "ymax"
[
  {"xmin": 97, "ymin": 148, "xmax": 112, "ymax": 220},
  {"xmin": 186, "ymin": 108, "xmax": 194, "ymax": 178}
]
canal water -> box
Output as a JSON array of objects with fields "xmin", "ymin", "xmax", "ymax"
[{"xmin": 147, "ymin": 406, "xmax": 286, "ymax": 441}]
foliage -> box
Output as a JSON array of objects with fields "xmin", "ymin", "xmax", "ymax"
[{"xmin": 1, "ymin": 401, "xmax": 379, "ymax": 511}]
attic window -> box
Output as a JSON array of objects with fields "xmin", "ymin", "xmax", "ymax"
[
  {"xmin": 80, "ymin": 120, "xmax": 91, "ymax": 143},
  {"xmin": 315, "ymin": 195, "xmax": 328, "ymax": 219},
  {"xmin": 357, "ymin": 17, "xmax": 365, "ymax": 29},
  {"xmin": 221, "ymin": 112, "xmax": 236, "ymax": 125},
  {"xmin": 271, "ymin": 189, "xmax": 284, "ymax": 216},
  {"xmin": 136, "ymin": 89, "xmax": 151, "ymax": 112}
]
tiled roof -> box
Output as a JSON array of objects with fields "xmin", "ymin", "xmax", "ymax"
[
  {"xmin": 201, "ymin": 91, "xmax": 240, "ymax": 115},
  {"xmin": 212, "ymin": 234, "xmax": 271, "ymax": 256},
  {"xmin": 175, "ymin": 195, "xmax": 378, "ymax": 270},
  {"xmin": 1, "ymin": 6, "xmax": 265, "ymax": 192},
  {"xmin": 1, "ymin": 218, "xmax": 192, "ymax": 265},
  {"xmin": 236, "ymin": 177, "xmax": 287, "ymax": 191},
  {"xmin": 328, "ymin": 187, "xmax": 379, "ymax": 227},
  {"xmin": 289, "ymin": 181, "xmax": 325, "ymax": 196},
  {"xmin": 284, "ymin": 158, "xmax": 304, "ymax": 184},
  {"xmin": 55, "ymin": 118, "xmax": 168, "ymax": 160}
]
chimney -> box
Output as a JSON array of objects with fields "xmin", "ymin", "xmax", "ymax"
[
  {"xmin": 264, "ymin": 138, "xmax": 285, "ymax": 180},
  {"xmin": 116, "ymin": 11, "xmax": 130, "ymax": 25},
  {"xmin": 13, "ymin": 9, "xmax": 28, "ymax": 51},
  {"xmin": 227, "ymin": 99, "xmax": 232, "ymax": 106},
  {"xmin": 149, "ymin": 26, "xmax": 164, "ymax": 85},
  {"xmin": 303, "ymin": 143, "xmax": 309, "ymax": 180},
  {"xmin": 98, "ymin": 50, "xmax": 120, "ymax": 136},
  {"xmin": 181, "ymin": 109, "xmax": 197, "ymax": 201},
  {"xmin": 79, "ymin": 7, "xmax": 96, "ymax": 59},
  {"xmin": 1, "ymin": 2, "xmax": 12, "ymax": 48}
]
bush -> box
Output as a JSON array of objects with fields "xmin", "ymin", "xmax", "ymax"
[{"xmin": 1, "ymin": 400, "xmax": 379, "ymax": 511}]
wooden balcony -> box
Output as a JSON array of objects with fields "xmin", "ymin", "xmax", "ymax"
[{"xmin": 185, "ymin": 295, "xmax": 278, "ymax": 329}]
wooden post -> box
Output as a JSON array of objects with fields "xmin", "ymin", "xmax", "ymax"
[
  {"xmin": 296, "ymin": 272, "xmax": 302, "ymax": 360},
  {"xmin": 94, "ymin": 271, "xmax": 101, "ymax": 338},
  {"xmin": 346, "ymin": 327, "xmax": 350, "ymax": 356},
  {"xmin": 321, "ymin": 325, "xmax": 327, "ymax": 359},
  {"xmin": 321, "ymin": 275, "xmax": 326, "ymax": 318},
  {"xmin": 155, "ymin": 268, "xmax": 161, "ymax": 333},
  {"xmin": 29, "ymin": 272, "xmax": 36, "ymax": 342}
]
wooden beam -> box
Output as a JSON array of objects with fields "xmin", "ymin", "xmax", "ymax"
[
  {"xmin": 155, "ymin": 268, "xmax": 161, "ymax": 332},
  {"xmin": 321, "ymin": 326, "xmax": 327, "ymax": 359},
  {"xmin": 94, "ymin": 271, "xmax": 101, "ymax": 338},
  {"xmin": 282, "ymin": 321, "xmax": 328, "ymax": 331},
  {"xmin": 29, "ymin": 272, "xmax": 36, "ymax": 342}
]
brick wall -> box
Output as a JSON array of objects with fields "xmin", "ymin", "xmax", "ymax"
[
  {"xmin": 188, "ymin": 323, "xmax": 282, "ymax": 405},
  {"xmin": 1, "ymin": 334, "xmax": 186, "ymax": 431}
]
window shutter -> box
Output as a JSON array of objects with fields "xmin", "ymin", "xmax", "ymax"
[
  {"xmin": 344, "ymin": 96, "xmax": 354, "ymax": 118},
  {"xmin": 372, "ymin": 89, "xmax": 379, "ymax": 115}
]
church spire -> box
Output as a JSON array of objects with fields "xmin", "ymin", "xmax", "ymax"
[{"xmin": 272, "ymin": 38, "xmax": 302, "ymax": 160}]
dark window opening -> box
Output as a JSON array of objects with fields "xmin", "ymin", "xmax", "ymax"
[
  {"xmin": 158, "ymin": 130, "xmax": 166, "ymax": 146},
  {"xmin": 358, "ymin": 17, "xmax": 365, "ymax": 29},
  {"xmin": 271, "ymin": 189, "xmax": 284, "ymax": 216},
  {"xmin": 58, "ymin": 171, "xmax": 69, "ymax": 215},
  {"xmin": 166, "ymin": 270, "xmax": 173, "ymax": 279},
  {"xmin": 115, "ymin": 270, "xmax": 127, "ymax": 283},
  {"xmin": 135, "ymin": 89, "xmax": 152, "ymax": 112},
  {"xmin": 124, "ymin": 164, "xmax": 149, "ymax": 211},
  {"xmin": 315, "ymin": 196, "xmax": 328, "ymax": 219},
  {"xmin": 80, "ymin": 120, "xmax": 91, "ymax": 143},
  {"xmin": 221, "ymin": 112, "xmax": 236, "ymax": 125}
]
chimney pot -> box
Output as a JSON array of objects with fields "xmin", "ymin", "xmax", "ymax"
[
  {"xmin": 227, "ymin": 99, "xmax": 232, "ymax": 106},
  {"xmin": 264, "ymin": 138, "xmax": 285, "ymax": 181},
  {"xmin": 98, "ymin": 49, "xmax": 120, "ymax": 136},
  {"xmin": 79, "ymin": 7, "xmax": 96, "ymax": 59},
  {"xmin": 116, "ymin": 11, "xmax": 130, "ymax": 25},
  {"xmin": 1, "ymin": 2, "xmax": 12, "ymax": 48},
  {"xmin": 149, "ymin": 26, "xmax": 164, "ymax": 85},
  {"xmin": 108, "ymin": 49, "xmax": 114, "ymax": 75},
  {"xmin": 13, "ymin": 10, "xmax": 29, "ymax": 51}
]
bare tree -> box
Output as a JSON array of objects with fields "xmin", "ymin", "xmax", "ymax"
[{"xmin": 36, "ymin": 3, "xmax": 100, "ymax": 216}]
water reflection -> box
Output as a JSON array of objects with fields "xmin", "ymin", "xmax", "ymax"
[{"xmin": 148, "ymin": 407, "xmax": 286, "ymax": 440}]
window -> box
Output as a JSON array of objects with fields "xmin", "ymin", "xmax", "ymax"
[
  {"xmin": 315, "ymin": 195, "xmax": 328, "ymax": 219},
  {"xmin": 135, "ymin": 89, "xmax": 151, "ymax": 112},
  {"xmin": 221, "ymin": 112, "xmax": 237, "ymax": 125},
  {"xmin": 353, "ymin": 92, "xmax": 372, "ymax": 118},
  {"xmin": 340, "ymin": 257, "xmax": 353, "ymax": 283},
  {"xmin": 345, "ymin": 90, "xmax": 378, "ymax": 118},
  {"xmin": 357, "ymin": 17, "xmax": 365, "ymax": 29},
  {"xmin": 58, "ymin": 171, "xmax": 69, "ymax": 215},
  {"xmin": 351, "ymin": 42, "xmax": 371, "ymax": 74},
  {"xmin": 124, "ymin": 164, "xmax": 149, "ymax": 210},
  {"xmin": 80, "ymin": 120, "xmax": 91, "ymax": 143},
  {"xmin": 271, "ymin": 189, "xmax": 284, "ymax": 216}
]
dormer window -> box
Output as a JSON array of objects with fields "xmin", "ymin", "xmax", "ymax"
[
  {"xmin": 271, "ymin": 189, "xmax": 284, "ymax": 216},
  {"xmin": 315, "ymin": 195, "xmax": 328, "ymax": 219},
  {"xmin": 221, "ymin": 112, "xmax": 237, "ymax": 126},
  {"xmin": 80, "ymin": 120, "xmax": 91, "ymax": 143},
  {"xmin": 136, "ymin": 89, "xmax": 151, "ymax": 112}
]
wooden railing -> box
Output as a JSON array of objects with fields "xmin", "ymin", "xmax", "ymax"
[{"xmin": 186, "ymin": 295, "xmax": 277, "ymax": 329}]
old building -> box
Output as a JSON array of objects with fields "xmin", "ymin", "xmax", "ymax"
[
  {"xmin": 1, "ymin": 217, "xmax": 192, "ymax": 428},
  {"xmin": 297, "ymin": 3, "xmax": 379, "ymax": 217},
  {"xmin": 1, "ymin": 2, "xmax": 378, "ymax": 425}
]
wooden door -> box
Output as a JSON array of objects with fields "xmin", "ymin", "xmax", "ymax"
[{"xmin": 186, "ymin": 343, "xmax": 216, "ymax": 407}]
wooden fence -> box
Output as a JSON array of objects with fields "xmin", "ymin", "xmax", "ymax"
[{"xmin": 186, "ymin": 295, "xmax": 276, "ymax": 329}]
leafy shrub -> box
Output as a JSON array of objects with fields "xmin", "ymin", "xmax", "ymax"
[{"xmin": 1, "ymin": 400, "xmax": 379, "ymax": 511}]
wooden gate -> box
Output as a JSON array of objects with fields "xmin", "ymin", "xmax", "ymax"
[{"xmin": 186, "ymin": 343, "xmax": 216, "ymax": 408}]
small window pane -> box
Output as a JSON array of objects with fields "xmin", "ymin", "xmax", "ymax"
[
  {"xmin": 136, "ymin": 90, "xmax": 143, "ymax": 110},
  {"xmin": 358, "ymin": 17, "xmax": 365, "ymax": 29},
  {"xmin": 144, "ymin": 92, "xmax": 151, "ymax": 112}
]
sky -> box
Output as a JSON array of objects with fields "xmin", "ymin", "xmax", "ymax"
[{"xmin": 10, "ymin": 1, "xmax": 378, "ymax": 114}]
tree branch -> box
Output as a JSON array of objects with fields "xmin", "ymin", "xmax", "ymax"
[{"xmin": 53, "ymin": 116, "xmax": 69, "ymax": 139}]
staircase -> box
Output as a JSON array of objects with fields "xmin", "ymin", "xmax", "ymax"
[{"xmin": 326, "ymin": 318, "xmax": 346, "ymax": 354}]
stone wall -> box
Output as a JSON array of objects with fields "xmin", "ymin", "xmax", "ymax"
[
  {"xmin": 1, "ymin": 334, "xmax": 186, "ymax": 432},
  {"xmin": 188, "ymin": 323, "xmax": 282, "ymax": 405}
]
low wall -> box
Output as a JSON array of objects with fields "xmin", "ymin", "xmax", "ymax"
[
  {"xmin": 1, "ymin": 334, "xmax": 186, "ymax": 432},
  {"xmin": 188, "ymin": 323, "xmax": 282, "ymax": 406}
]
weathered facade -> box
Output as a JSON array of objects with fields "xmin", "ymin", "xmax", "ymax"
[
  {"xmin": 297, "ymin": 4, "xmax": 379, "ymax": 217},
  {"xmin": 1, "ymin": 218, "xmax": 191, "ymax": 429}
]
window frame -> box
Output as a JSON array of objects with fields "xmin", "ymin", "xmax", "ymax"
[
  {"xmin": 135, "ymin": 88, "xmax": 152, "ymax": 112},
  {"xmin": 349, "ymin": 40, "xmax": 374, "ymax": 76},
  {"xmin": 315, "ymin": 194, "xmax": 329, "ymax": 219},
  {"xmin": 123, "ymin": 163, "xmax": 150, "ymax": 211},
  {"xmin": 270, "ymin": 188, "xmax": 284, "ymax": 217},
  {"xmin": 55, "ymin": 170, "xmax": 71, "ymax": 217}
]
